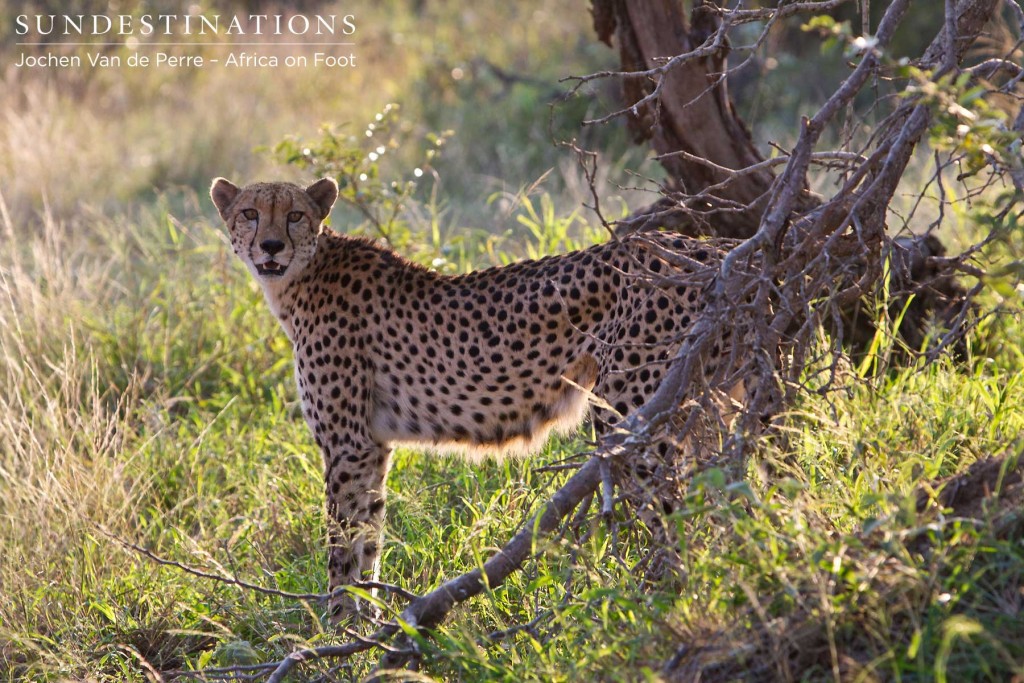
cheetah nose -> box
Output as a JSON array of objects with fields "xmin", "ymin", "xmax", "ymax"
[{"xmin": 260, "ymin": 239, "xmax": 286, "ymax": 256}]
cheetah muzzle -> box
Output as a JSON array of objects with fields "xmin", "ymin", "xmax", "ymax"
[
  {"xmin": 211, "ymin": 177, "xmax": 733, "ymax": 621},
  {"xmin": 255, "ymin": 260, "xmax": 287, "ymax": 277}
]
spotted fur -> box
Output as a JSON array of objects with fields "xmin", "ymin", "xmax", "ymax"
[{"xmin": 211, "ymin": 177, "xmax": 729, "ymax": 619}]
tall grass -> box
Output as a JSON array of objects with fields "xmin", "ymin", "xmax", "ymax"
[
  {"xmin": 1, "ymin": 1, "xmax": 1023, "ymax": 680},
  {"xmin": 2, "ymin": 186, "xmax": 1022, "ymax": 681}
]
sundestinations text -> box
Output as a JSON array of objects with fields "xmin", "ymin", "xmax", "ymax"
[{"xmin": 15, "ymin": 14, "xmax": 356, "ymax": 38}]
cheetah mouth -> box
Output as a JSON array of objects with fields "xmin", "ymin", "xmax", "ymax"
[{"xmin": 256, "ymin": 260, "xmax": 287, "ymax": 277}]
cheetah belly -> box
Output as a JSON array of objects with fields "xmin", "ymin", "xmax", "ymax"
[{"xmin": 368, "ymin": 342, "xmax": 599, "ymax": 459}]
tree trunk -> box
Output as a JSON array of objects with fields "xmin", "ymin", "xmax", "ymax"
[
  {"xmin": 589, "ymin": 0, "xmax": 983, "ymax": 357},
  {"xmin": 592, "ymin": 0, "xmax": 818, "ymax": 237}
]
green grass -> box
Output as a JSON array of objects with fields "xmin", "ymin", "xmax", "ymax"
[
  {"xmin": 2, "ymin": 1, "xmax": 1024, "ymax": 680},
  {"xmin": 1, "ymin": 183, "xmax": 1022, "ymax": 681}
]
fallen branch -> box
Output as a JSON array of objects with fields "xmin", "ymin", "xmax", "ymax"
[
  {"xmin": 102, "ymin": 526, "xmax": 418, "ymax": 604},
  {"xmin": 266, "ymin": 630, "xmax": 406, "ymax": 683}
]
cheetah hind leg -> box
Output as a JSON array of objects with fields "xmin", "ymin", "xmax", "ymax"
[
  {"xmin": 616, "ymin": 431, "xmax": 692, "ymax": 587},
  {"xmin": 619, "ymin": 380, "xmax": 748, "ymax": 587}
]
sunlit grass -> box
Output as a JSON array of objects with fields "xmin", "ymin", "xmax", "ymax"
[
  {"xmin": 1, "ymin": 180, "xmax": 1021, "ymax": 680},
  {"xmin": 1, "ymin": 1, "xmax": 1023, "ymax": 680}
]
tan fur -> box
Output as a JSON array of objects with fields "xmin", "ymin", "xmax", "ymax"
[{"xmin": 212, "ymin": 178, "xmax": 732, "ymax": 620}]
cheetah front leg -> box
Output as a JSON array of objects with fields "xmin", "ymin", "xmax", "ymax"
[
  {"xmin": 294, "ymin": 350, "xmax": 392, "ymax": 621},
  {"xmin": 321, "ymin": 438, "xmax": 392, "ymax": 621}
]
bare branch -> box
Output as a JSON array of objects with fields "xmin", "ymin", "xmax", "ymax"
[
  {"xmin": 267, "ymin": 632, "xmax": 407, "ymax": 683},
  {"xmin": 945, "ymin": 0, "xmax": 959, "ymax": 72},
  {"xmin": 102, "ymin": 526, "xmax": 418, "ymax": 604},
  {"xmin": 578, "ymin": 20, "xmax": 731, "ymax": 127},
  {"xmin": 707, "ymin": 0, "xmax": 855, "ymax": 23}
]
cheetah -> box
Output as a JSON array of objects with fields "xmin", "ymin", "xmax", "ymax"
[{"xmin": 210, "ymin": 177, "xmax": 739, "ymax": 619}]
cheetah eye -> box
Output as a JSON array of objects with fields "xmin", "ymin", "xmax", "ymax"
[
  {"xmin": 287, "ymin": 211, "xmax": 303, "ymax": 223},
  {"xmin": 242, "ymin": 209, "xmax": 258, "ymax": 221}
]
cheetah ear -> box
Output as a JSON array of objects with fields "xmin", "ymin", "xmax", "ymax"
[
  {"xmin": 305, "ymin": 178, "xmax": 339, "ymax": 220},
  {"xmin": 210, "ymin": 178, "xmax": 240, "ymax": 221}
]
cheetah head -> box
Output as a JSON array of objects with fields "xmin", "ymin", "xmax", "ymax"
[{"xmin": 210, "ymin": 178, "xmax": 339, "ymax": 283}]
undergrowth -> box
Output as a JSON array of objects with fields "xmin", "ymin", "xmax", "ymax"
[
  {"xmin": 1, "ymin": 182, "xmax": 1022, "ymax": 681},
  {"xmin": 1, "ymin": 1, "xmax": 1022, "ymax": 681}
]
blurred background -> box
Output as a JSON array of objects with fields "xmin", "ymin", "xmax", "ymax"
[{"xmin": 1, "ymin": 0, "xmax": 963, "ymax": 235}]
